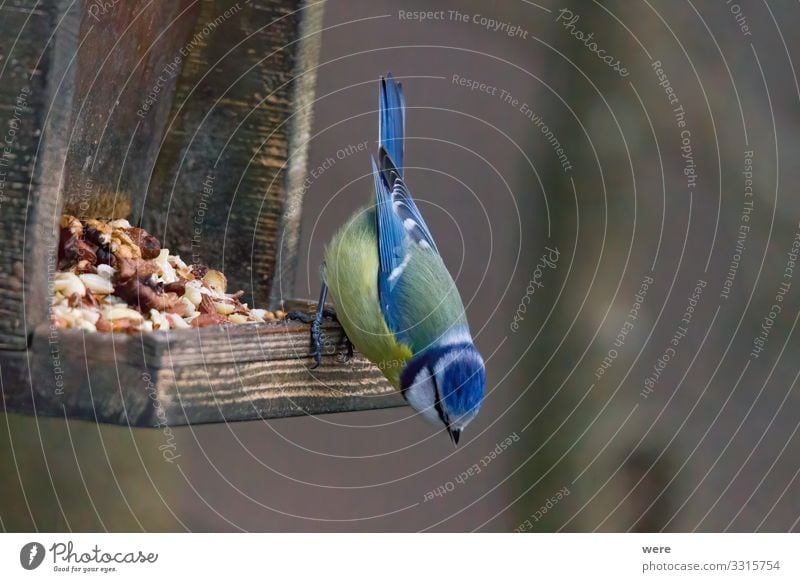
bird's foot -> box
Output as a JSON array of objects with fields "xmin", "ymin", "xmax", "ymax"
[
  {"xmin": 284, "ymin": 303, "xmax": 343, "ymax": 369},
  {"xmin": 285, "ymin": 310, "xmax": 323, "ymax": 369},
  {"xmin": 316, "ymin": 307, "xmax": 355, "ymax": 364}
]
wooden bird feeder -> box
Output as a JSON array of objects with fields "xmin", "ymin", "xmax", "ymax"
[{"xmin": 0, "ymin": 0, "xmax": 403, "ymax": 426}]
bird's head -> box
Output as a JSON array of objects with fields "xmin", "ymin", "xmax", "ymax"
[{"xmin": 400, "ymin": 342, "xmax": 485, "ymax": 445}]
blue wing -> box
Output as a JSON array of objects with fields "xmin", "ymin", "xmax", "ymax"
[
  {"xmin": 378, "ymin": 74, "xmax": 439, "ymax": 253},
  {"xmin": 378, "ymin": 148, "xmax": 439, "ymax": 254},
  {"xmin": 373, "ymin": 155, "xmax": 406, "ymax": 336}
]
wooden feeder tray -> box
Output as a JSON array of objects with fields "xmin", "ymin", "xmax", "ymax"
[{"xmin": 0, "ymin": 0, "xmax": 403, "ymax": 426}]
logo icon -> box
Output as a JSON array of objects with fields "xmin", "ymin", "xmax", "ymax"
[{"xmin": 20, "ymin": 542, "xmax": 45, "ymax": 570}]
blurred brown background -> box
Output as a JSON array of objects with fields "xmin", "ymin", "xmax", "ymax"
[{"xmin": 2, "ymin": 0, "xmax": 800, "ymax": 531}]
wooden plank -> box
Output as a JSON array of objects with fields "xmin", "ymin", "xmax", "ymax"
[
  {"xmin": 29, "ymin": 323, "xmax": 153, "ymax": 424},
  {"xmin": 0, "ymin": 349, "xmax": 31, "ymax": 415},
  {"xmin": 60, "ymin": 0, "xmax": 200, "ymax": 220},
  {"xmin": 15, "ymin": 314, "xmax": 404, "ymax": 427},
  {"xmin": 269, "ymin": 1, "xmax": 325, "ymax": 308},
  {"xmin": 145, "ymin": 0, "xmax": 325, "ymax": 311},
  {"xmin": 159, "ymin": 348, "xmax": 405, "ymax": 425},
  {"xmin": 0, "ymin": 1, "xmax": 73, "ymax": 350}
]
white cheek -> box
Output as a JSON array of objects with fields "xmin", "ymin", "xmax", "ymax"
[{"xmin": 403, "ymin": 368, "xmax": 441, "ymax": 426}]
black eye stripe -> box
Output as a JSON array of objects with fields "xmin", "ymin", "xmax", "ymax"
[{"xmin": 431, "ymin": 369, "xmax": 450, "ymax": 427}]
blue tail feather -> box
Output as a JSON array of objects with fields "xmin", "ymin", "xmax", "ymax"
[{"xmin": 379, "ymin": 73, "xmax": 405, "ymax": 173}]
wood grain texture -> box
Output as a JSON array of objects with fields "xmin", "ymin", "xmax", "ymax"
[
  {"xmin": 1, "ymin": 0, "xmax": 321, "ymax": 348},
  {"xmin": 61, "ymin": 0, "xmax": 200, "ymax": 220},
  {"xmin": 0, "ymin": 2, "xmax": 380, "ymax": 428},
  {"xmin": 1, "ymin": 0, "xmax": 200, "ymax": 350},
  {"xmin": 0, "ymin": 1, "xmax": 75, "ymax": 350},
  {"xmin": 0, "ymin": 350, "xmax": 31, "ymax": 415},
  {"xmin": 145, "ymin": 0, "xmax": 324, "ymax": 311},
  {"xmin": 14, "ymin": 314, "xmax": 404, "ymax": 427},
  {"xmin": 269, "ymin": 0, "xmax": 325, "ymax": 308}
]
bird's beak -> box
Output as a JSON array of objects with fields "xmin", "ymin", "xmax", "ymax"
[{"xmin": 448, "ymin": 427, "xmax": 461, "ymax": 446}]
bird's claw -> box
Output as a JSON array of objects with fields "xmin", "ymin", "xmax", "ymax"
[
  {"xmin": 309, "ymin": 313, "xmax": 323, "ymax": 369},
  {"xmin": 285, "ymin": 303, "xmax": 350, "ymax": 369},
  {"xmin": 284, "ymin": 310, "xmax": 312, "ymax": 324},
  {"xmin": 336, "ymin": 333, "xmax": 355, "ymax": 364},
  {"xmin": 321, "ymin": 308, "xmax": 338, "ymax": 321},
  {"xmin": 284, "ymin": 310, "xmax": 324, "ymax": 367},
  {"xmin": 322, "ymin": 308, "xmax": 355, "ymax": 364}
]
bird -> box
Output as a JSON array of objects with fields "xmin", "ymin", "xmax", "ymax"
[{"xmin": 289, "ymin": 74, "xmax": 485, "ymax": 445}]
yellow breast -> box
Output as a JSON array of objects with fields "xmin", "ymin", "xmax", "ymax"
[{"xmin": 323, "ymin": 208, "xmax": 412, "ymax": 388}]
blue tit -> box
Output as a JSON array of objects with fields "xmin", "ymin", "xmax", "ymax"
[{"xmin": 299, "ymin": 73, "xmax": 485, "ymax": 445}]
